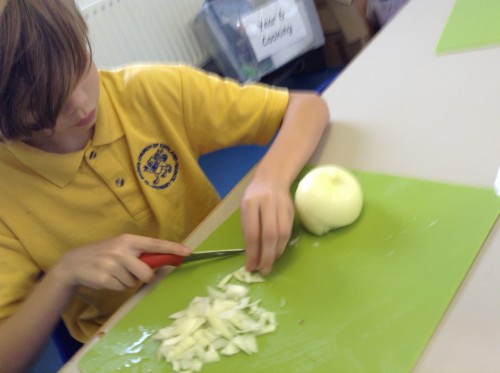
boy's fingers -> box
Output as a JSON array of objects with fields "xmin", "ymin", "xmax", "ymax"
[
  {"xmin": 125, "ymin": 258, "xmax": 156, "ymax": 283},
  {"xmin": 257, "ymin": 202, "xmax": 278, "ymax": 275},
  {"xmin": 119, "ymin": 234, "xmax": 192, "ymax": 256},
  {"xmin": 241, "ymin": 204, "xmax": 261, "ymax": 272},
  {"xmin": 276, "ymin": 198, "xmax": 295, "ymax": 257}
]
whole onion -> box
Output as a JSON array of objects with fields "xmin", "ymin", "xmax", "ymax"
[{"xmin": 294, "ymin": 165, "xmax": 363, "ymax": 235}]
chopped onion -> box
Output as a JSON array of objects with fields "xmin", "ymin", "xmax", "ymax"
[
  {"xmin": 217, "ymin": 267, "xmax": 264, "ymax": 288},
  {"xmin": 154, "ymin": 267, "xmax": 277, "ymax": 372}
]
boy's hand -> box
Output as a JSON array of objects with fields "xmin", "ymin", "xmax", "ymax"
[
  {"xmin": 240, "ymin": 179, "xmax": 294, "ymax": 275},
  {"xmin": 55, "ymin": 234, "xmax": 192, "ymax": 291}
]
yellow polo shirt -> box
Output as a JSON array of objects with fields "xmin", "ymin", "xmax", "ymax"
[{"xmin": 0, "ymin": 64, "xmax": 289, "ymax": 342}]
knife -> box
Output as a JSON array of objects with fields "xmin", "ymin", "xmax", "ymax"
[{"xmin": 139, "ymin": 248, "xmax": 245, "ymax": 269}]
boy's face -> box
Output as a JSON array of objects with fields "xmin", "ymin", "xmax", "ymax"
[
  {"xmin": 26, "ymin": 60, "xmax": 100, "ymax": 152},
  {"xmin": 55, "ymin": 61, "xmax": 100, "ymax": 135}
]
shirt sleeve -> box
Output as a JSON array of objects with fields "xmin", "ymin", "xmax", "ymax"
[
  {"xmin": 99, "ymin": 64, "xmax": 289, "ymax": 156},
  {"xmin": 177, "ymin": 65, "xmax": 290, "ymax": 155},
  {"xmin": 0, "ymin": 222, "xmax": 40, "ymax": 320}
]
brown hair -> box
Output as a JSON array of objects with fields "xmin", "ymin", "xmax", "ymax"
[{"xmin": 0, "ymin": 0, "xmax": 90, "ymax": 141}]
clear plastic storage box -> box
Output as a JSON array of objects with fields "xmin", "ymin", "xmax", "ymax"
[{"xmin": 193, "ymin": 0, "xmax": 325, "ymax": 82}]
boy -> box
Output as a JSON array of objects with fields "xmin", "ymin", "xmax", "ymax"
[{"xmin": 0, "ymin": 0, "xmax": 329, "ymax": 371}]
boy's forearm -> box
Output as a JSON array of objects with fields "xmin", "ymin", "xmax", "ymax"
[
  {"xmin": 0, "ymin": 267, "xmax": 75, "ymax": 373},
  {"xmin": 240, "ymin": 91, "xmax": 329, "ymax": 274},
  {"xmin": 254, "ymin": 91, "xmax": 329, "ymax": 185}
]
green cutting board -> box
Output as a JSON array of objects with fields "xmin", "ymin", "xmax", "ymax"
[
  {"xmin": 436, "ymin": 0, "xmax": 500, "ymax": 54},
  {"xmin": 79, "ymin": 170, "xmax": 500, "ymax": 373}
]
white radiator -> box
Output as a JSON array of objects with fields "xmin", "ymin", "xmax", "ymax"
[{"xmin": 79, "ymin": 0, "xmax": 208, "ymax": 68}]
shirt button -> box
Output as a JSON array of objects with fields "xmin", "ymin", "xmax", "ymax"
[
  {"xmin": 115, "ymin": 178, "xmax": 125, "ymax": 187},
  {"xmin": 89, "ymin": 151, "xmax": 97, "ymax": 160}
]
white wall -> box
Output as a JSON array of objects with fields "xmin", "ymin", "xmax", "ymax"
[
  {"xmin": 77, "ymin": 0, "xmax": 207, "ymax": 68},
  {"xmin": 76, "ymin": 0, "xmax": 100, "ymax": 9}
]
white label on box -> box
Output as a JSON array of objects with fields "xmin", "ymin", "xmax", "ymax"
[{"xmin": 241, "ymin": 0, "xmax": 308, "ymax": 62}]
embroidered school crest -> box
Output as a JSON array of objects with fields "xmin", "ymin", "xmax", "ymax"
[{"xmin": 136, "ymin": 144, "xmax": 179, "ymax": 189}]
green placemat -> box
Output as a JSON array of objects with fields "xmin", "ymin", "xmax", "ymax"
[
  {"xmin": 436, "ymin": 0, "xmax": 500, "ymax": 53},
  {"xmin": 79, "ymin": 169, "xmax": 500, "ymax": 373}
]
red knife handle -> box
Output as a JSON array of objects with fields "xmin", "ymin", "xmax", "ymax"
[{"xmin": 139, "ymin": 253, "xmax": 185, "ymax": 269}]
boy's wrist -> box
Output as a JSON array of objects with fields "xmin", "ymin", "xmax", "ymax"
[
  {"xmin": 253, "ymin": 161, "xmax": 295, "ymax": 189},
  {"xmin": 45, "ymin": 260, "xmax": 79, "ymax": 294}
]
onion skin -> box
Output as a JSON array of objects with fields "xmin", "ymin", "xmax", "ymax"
[{"xmin": 294, "ymin": 165, "xmax": 363, "ymax": 235}]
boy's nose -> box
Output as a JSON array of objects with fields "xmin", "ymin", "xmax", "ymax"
[{"xmin": 65, "ymin": 87, "xmax": 88, "ymax": 114}]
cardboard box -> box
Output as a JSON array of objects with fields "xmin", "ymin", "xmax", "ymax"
[
  {"xmin": 367, "ymin": 0, "xmax": 409, "ymax": 28},
  {"xmin": 314, "ymin": 0, "xmax": 371, "ymax": 67}
]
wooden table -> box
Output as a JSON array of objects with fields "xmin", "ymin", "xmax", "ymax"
[{"xmin": 61, "ymin": 0, "xmax": 500, "ymax": 371}]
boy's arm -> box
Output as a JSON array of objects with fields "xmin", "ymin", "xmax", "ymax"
[
  {"xmin": 0, "ymin": 234, "xmax": 192, "ymax": 372},
  {"xmin": 241, "ymin": 91, "xmax": 329, "ymax": 274},
  {"xmin": 0, "ymin": 268, "xmax": 75, "ymax": 372}
]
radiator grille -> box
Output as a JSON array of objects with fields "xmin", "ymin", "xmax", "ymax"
[{"xmin": 80, "ymin": 0, "xmax": 208, "ymax": 68}]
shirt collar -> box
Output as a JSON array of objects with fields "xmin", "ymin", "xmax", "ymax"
[
  {"xmin": 5, "ymin": 81, "xmax": 124, "ymax": 187},
  {"xmin": 5, "ymin": 140, "xmax": 90, "ymax": 188}
]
